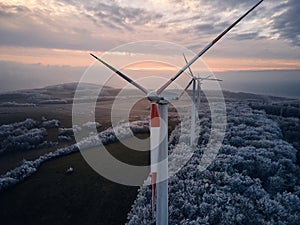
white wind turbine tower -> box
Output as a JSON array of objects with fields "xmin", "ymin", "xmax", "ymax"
[
  {"xmin": 179, "ymin": 53, "xmax": 222, "ymax": 146},
  {"xmin": 90, "ymin": 1, "xmax": 264, "ymax": 224}
]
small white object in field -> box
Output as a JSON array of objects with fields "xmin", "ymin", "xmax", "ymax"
[{"xmin": 66, "ymin": 167, "xmax": 74, "ymax": 174}]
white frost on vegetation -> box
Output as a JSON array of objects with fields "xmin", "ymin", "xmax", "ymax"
[
  {"xmin": 127, "ymin": 102, "xmax": 300, "ymax": 225},
  {"xmin": 38, "ymin": 99, "xmax": 68, "ymax": 104},
  {"xmin": 41, "ymin": 119, "xmax": 60, "ymax": 129},
  {"xmin": 58, "ymin": 122, "xmax": 101, "ymax": 141},
  {"xmin": 0, "ymin": 101, "xmax": 36, "ymax": 107},
  {"xmin": 0, "ymin": 121, "xmax": 149, "ymax": 192},
  {"xmin": 0, "ymin": 119, "xmax": 49, "ymax": 153},
  {"xmin": 0, "ymin": 128, "xmax": 47, "ymax": 153},
  {"xmin": 82, "ymin": 121, "xmax": 102, "ymax": 129},
  {"xmin": 0, "ymin": 119, "xmax": 37, "ymax": 137}
]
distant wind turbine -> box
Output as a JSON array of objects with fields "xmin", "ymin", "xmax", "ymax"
[{"xmin": 178, "ymin": 53, "xmax": 222, "ymax": 146}]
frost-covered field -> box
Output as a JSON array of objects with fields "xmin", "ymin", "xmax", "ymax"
[
  {"xmin": 127, "ymin": 101, "xmax": 300, "ymax": 225},
  {"xmin": 0, "ymin": 84, "xmax": 299, "ymax": 225},
  {"xmin": 0, "ymin": 120, "xmax": 149, "ymax": 192}
]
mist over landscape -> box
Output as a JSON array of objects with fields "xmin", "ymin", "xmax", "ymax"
[{"xmin": 1, "ymin": 61, "xmax": 299, "ymax": 99}]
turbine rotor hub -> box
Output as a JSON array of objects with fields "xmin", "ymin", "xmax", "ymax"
[{"xmin": 147, "ymin": 91, "xmax": 162, "ymax": 103}]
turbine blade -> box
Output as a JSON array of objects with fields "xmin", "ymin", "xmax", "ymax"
[
  {"xmin": 177, "ymin": 79, "xmax": 194, "ymax": 100},
  {"xmin": 150, "ymin": 103, "xmax": 160, "ymax": 217},
  {"xmin": 199, "ymin": 77, "xmax": 222, "ymax": 82},
  {"xmin": 156, "ymin": 0, "xmax": 264, "ymax": 95},
  {"xmin": 191, "ymin": 80, "xmax": 196, "ymax": 145},
  {"xmin": 208, "ymin": 78, "xmax": 223, "ymax": 81},
  {"xmin": 183, "ymin": 53, "xmax": 195, "ymax": 78},
  {"xmin": 197, "ymin": 80, "xmax": 201, "ymax": 112},
  {"xmin": 90, "ymin": 53, "xmax": 149, "ymax": 95},
  {"xmin": 201, "ymin": 75, "xmax": 212, "ymax": 80}
]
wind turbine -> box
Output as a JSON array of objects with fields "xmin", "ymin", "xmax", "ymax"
[
  {"xmin": 179, "ymin": 54, "xmax": 222, "ymax": 146},
  {"xmin": 90, "ymin": 1, "xmax": 264, "ymax": 224}
]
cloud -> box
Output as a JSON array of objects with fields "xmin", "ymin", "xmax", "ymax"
[
  {"xmin": 0, "ymin": 0, "xmax": 268, "ymax": 51},
  {"xmin": 0, "ymin": 2, "xmax": 123, "ymax": 50},
  {"xmin": 0, "ymin": 0, "xmax": 299, "ymax": 79},
  {"xmin": 271, "ymin": 0, "xmax": 300, "ymax": 46},
  {"xmin": 209, "ymin": 0, "xmax": 300, "ymax": 46},
  {"xmin": 234, "ymin": 32, "xmax": 260, "ymax": 40},
  {"xmin": 82, "ymin": 2, "xmax": 163, "ymax": 31},
  {"xmin": 156, "ymin": 0, "xmax": 269, "ymax": 47},
  {"xmin": 0, "ymin": 3, "xmax": 30, "ymax": 17},
  {"xmin": 0, "ymin": 0, "xmax": 299, "ymax": 53},
  {"xmin": 209, "ymin": 0, "xmax": 257, "ymax": 9}
]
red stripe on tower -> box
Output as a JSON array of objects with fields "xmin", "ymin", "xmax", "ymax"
[
  {"xmin": 151, "ymin": 103, "xmax": 160, "ymax": 127},
  {"xmin": 152, "ymin": 172, "xmax": 157, "ymax": 216}
]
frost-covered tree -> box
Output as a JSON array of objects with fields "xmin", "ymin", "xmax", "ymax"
[
  {"xmin": 0, "ymin": 119, "xmax": 48, "ymax": 153},
  {"xmin": 127, "ymin": 101, "xmax": 300, "ymax": 225}
]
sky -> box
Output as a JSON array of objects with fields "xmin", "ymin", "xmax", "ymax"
[{"xmin": 0, "ymin": 0, "xmax": 299, "ymax": 97}]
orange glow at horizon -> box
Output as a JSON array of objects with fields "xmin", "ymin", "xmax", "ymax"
[
  {"xmin": 1, "ymin": 47, "xmax": 300, "ymax": 73},
  {"xmin": 0, "ymin": 47, "xmax": 96, "ymax": 67},
  {"xmin": 124, "ymin": 61, "xmax": 177, "ymax": 72},
  {"xmin": 203, "ymin": 57, "xmax": 300, "ymax": 72}
]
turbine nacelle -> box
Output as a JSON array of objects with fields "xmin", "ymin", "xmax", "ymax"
[{"xmin": 147, "ymin": 91, "xmax": 166, "ymax": 104}]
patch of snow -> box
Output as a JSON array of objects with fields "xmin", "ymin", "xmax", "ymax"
[
  {"xmin": 0, "ymin": 101, "xmax": 36, "ymax": 107},
  {"xmin": 42, "ymin": 119, "xmax": 60, "ymax": 129},
  {"xmin": 38, "ymin": 99, "xmax": 68, "ymax": 104}
]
